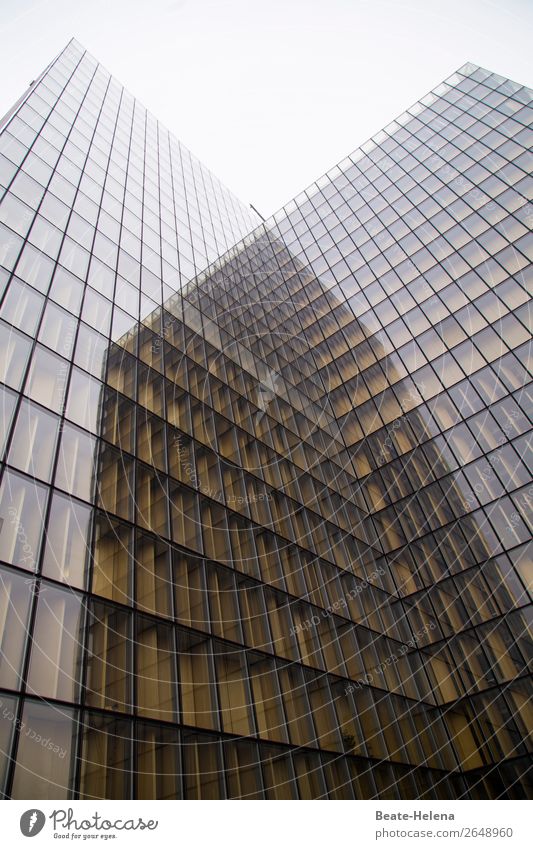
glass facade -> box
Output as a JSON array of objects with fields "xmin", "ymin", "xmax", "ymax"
[{"xmin": 0, "ymin": 41, "xmax": 531, "ymax": 800}]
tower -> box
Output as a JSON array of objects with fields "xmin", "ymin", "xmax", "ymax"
[{"xmin": 0, "ymin": 40, "xmax": 531, "ymax": 799}]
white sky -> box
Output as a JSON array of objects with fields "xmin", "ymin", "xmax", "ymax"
[{"xmin": 0, "ymin": 0, "xmax": 531, "ymax": 217}]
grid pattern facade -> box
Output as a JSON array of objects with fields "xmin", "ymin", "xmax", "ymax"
[{"xmin": 0, "ymin": 41, "xmax": 531, "ymax": 800}]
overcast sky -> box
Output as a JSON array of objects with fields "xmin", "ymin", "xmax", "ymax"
[{"xmin": 0, "ymin": 0, "xmax": 531, "ymax": 217}]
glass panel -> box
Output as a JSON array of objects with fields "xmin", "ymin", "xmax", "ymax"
[
  {"xmin": 0, "ymin": 321, "xmax": 32, "ymax": 389},
  {"xmin": 0, "ymin": 693, "xmax": 17, "ymax": 796},
  {"xmin": 278, "ymin": 664, "xmax": 316, "ymax": 747},
  {"xmin": 135, "ymin": 466, "xmax": 169, "ymax": 537},
  {"xmin": 169, "ymin": 481, "xmax": 201, "ymax": 551},
  {"xmin": 323, "ymin": 754, "xmax": 354, "ymax": 799},
  {"xmin": 178, "ymin": 631, "xmax": 217, "ymax": 731},
  {"xmin": 248, "ymin": 654, "xmax": 288, "ymax": 743},
  {"xmin": 182, "ymin": 731, "xmax": 223, "ymax": 799},
  {"xmin": 38, "ymin": 300, "xmax": 77, "ymax": 357},
  {"xmin": 260, "ymin": 744, "xmax": 297, "ymax": 799},
  {"xmin": 25, "ymin": 345, "xmax": 69, "ymax": 412},
  {"xmin": 214, "ymin": 646, "xmax": 253, "ymax": 737},
  {"xmin": 55, "ymin": 422, "xmax": 97, "ymax": 501},
  {"xmin": 100, "ymin": 389, "xmax": 135, "ymax": 453},
  {"xmin": 173, "ymin": 551, "xmax": 208, "ymax": 631},
  {"xmin": 92, "ymin": 514, "xmax": 131, "ymax": 605},
  {"xmin": 7, "ymin": 399, "xmax": 59, "ymax": 482},
  {"xmin": 136, "ymin": 724, "xmax": 180, "ymax": 800},
  {"xmin": 206, "ymin": 562, "xmax": 241, "ymax": 642},
  {"xmin": 0, "ymin": 278, "xmax": 44, "ymax": 335},
  {"xmin": 0, "ymin": 385, "xmax": 17, "ymax": 457},
  {"xmin": 135, "ymin": 616, "xmax": 176, "ymax": 721},
  {"xmin": 26, "ymin": 583, "xmax": 83, "ymax": 701},
  {"xmin": 135, "ymin": 533, "xmax": 171, "ymax": 616},
  {"xmin": 66, "ymin": 367, "xmax": 102, "ymax": 433},
  {"xmin": 0, "ymin": 469, "xmax": 47, "ymax": 570},
  {"xmin": 238, "ymin": 579, "xmax": 271, "ymax": 652},
  {"xmin": 224, "ymin": 739, "xmax": 263, "ymax": 799},
  {"xmin": 74, "ymin": 325, "xmax": 109, "ymax": 380},
  {"xmin": 42, "ymin": 492, "xmax": 91, "ymax": 587},
  {"xmin": 0, "ymin": 566, "xmax": 32, "ymax": 689},
  {"xmin": 79, "ymin": 714, "xmax": 131, "ymax": 799},
  {"xmin": 96, "ymin": 444, "xmax": 133, "ymax": 520},
  {"xmin": 86, "ymin": 601, "xmax": 131, "ymax": 713},
  {"xmin": 11, "ymin": 700, "xmax": 75, "ymax": 799},
  {"xmin": 293, "ymin": 750, "xmax": 326, "ymax": 799}
]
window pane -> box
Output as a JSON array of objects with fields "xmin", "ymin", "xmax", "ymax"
[
  {"xmin": 260, "ymin": 744, "xmax": 297, "ymax": 799},
  {"xmin": 96, "ymin": 444, "xmax": 133, "ymax": 520},
  {"xmin": 182, "ymin": 731, "xmax": 223, "ymax": 799},
  {"xmin": 55, "ymin": 422, "xmax": 97, "ymax": 501},
  {"xmin": 0, "ymin": 566, "xmax": 32, "ymax": 689},
  {"xmin": 79, "ymin": 714, "xmax": 131, "ymax": 800},
  {"xmin": 86, "ymin": 601, "xmax": 131, "ymax": 713},
  {"xmin": 248, "ymin": 655, "xmax": 288, "ymax": 743},
  {"xmin": 169, "ymin": 482, "xmax": 201, "ymax": 551},
  {"xmin": 92, "ymin": 514, "xmax": 131, "ymax": 605},
  {"xmin": 66, "ymin": 367, "xmax": 102, "ymax": 433},
  {"xmin": 0, "ymin": 321, "xmax": 31, "ymax": 389},
  {"xmin": 206, "ymin": 561, "xmax": 243, "ymax": 641},
  {"xmin": 178, "ymin": 631, "xmax": 217, "ymax": 730},
  {"xmin": 26, "ymin": 583, "xmax": 83, "ymax": 701},
  {"xmin": 0, "ymin": 384, "xmax": 17, "ymax": 456},
  {"xmin": 0, "ymin": 222, "xmax": 23, "ymax": 272},
  {"xmin": 42, "ymin": 492, "xmax": 91, "ymax": 587},
  {"xmin": 214, "ymin": 646, "xmax": 253, "ymax": 737},
  {"xmin": 135, "ymin": 533, "xmax": 171, "ymax": 617},
  {"xmin": 7, "ymin": 399, "xmax": 59, "ymax": 482},
  {"xmin": 224, "ymin": 739, "xmax": 262, "ymax": 799},
  {"xmin": 25, "ymin": 345, "xmax": 69, "ymax": 412},
  {"xmin": 0, "ymin": 278, "xmax": 44, "ymax": 335},
  {"xmin": 0, "ymin": 693, "xmax": 17, "ymax": 795},
  {"xmin": 38, "ymin": 300, "xmax": 77, "ymax": 357},
  {"xmin": 135, "ymin": 616, "xmax": 176, "ymax": 721},
  {"xmin": 49, "ymin": 267, "xmax": 83, "ymax": 312},
  {"xmin": 173, "ymin": 552, "xmax": 208, "ymax": 631},
  {"xmin": 0, "ymin": 469, "xmax": 47, "ymax": 570},
  {"xmin": 135, "ymin": 466, "xmax": 169, "ymax": 538},
  {"xmin": 11, "ymin": 700, "xmax": 75, "ymax": 799},
  {"xmin": 293, "ymin": 750, "xmax": 326, "ymax": 799},
  {"xmin": 136, "ymin": 724, "xmax": 180, "ymax": 800}
]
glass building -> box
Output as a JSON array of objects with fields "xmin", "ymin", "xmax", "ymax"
[{"xmin": 0, "ymin": 38, "xmax": 531, "ymax": 800}]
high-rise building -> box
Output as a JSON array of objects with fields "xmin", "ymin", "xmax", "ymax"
[{"xmin": 0, "ymin": 38, "xmax": 531, "ymax": 800}]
